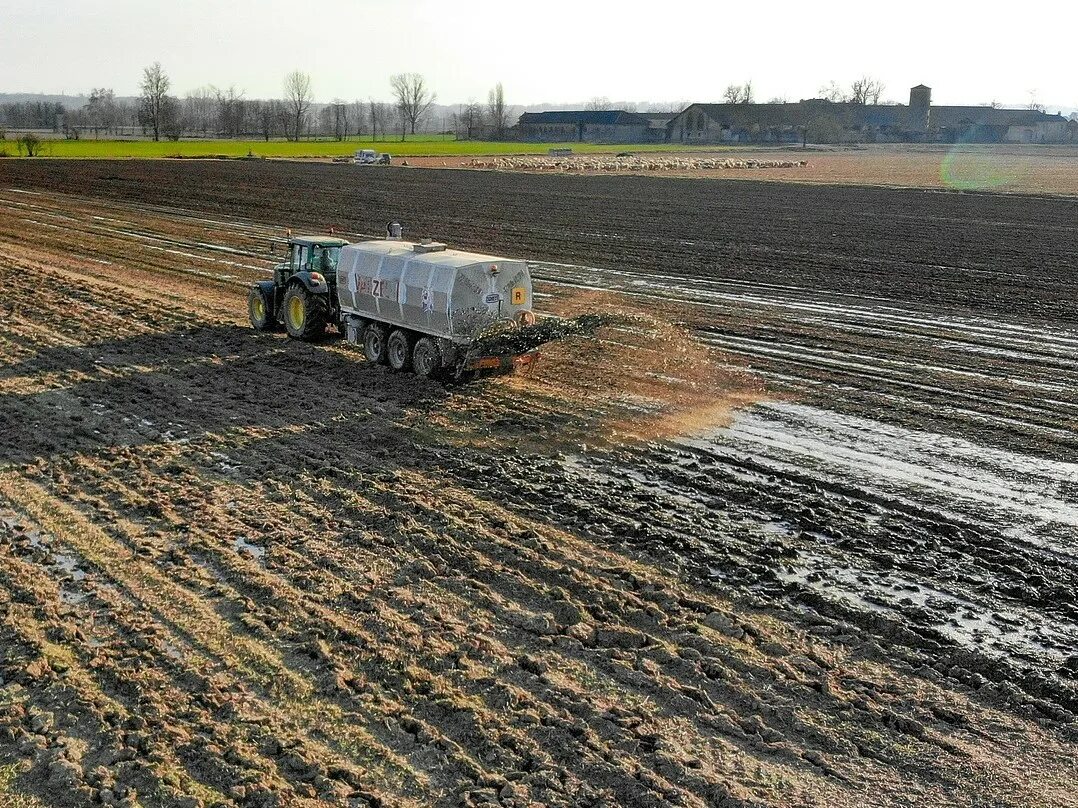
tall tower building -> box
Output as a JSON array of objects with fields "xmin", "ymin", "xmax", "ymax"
[{"xmin": 909, "ymin": 84, "xmax": 932, "ymax": 132}]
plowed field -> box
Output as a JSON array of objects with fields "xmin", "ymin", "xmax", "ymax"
[{"xmin": 0, "ymin": 160, "xmax": 1076, "ymax": 808}]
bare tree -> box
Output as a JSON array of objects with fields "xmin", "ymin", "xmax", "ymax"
[
  {"xmin": 458, "ymin": 100, "xmax": 485, "ymax": 139},
  {"xmin": 849, "ymin": 77, "xmax": 885, "ymax": 105},
  {"xmin": 368, "ymin": 99, "xmax": 391, "ymax": 140},
  {"xmin": 139, "ymin": 62, "xmax": 171, "ymax": 141},
  {"xmin": 351, "ymin": 99, "xmax": 365, "ymax": 137},
  {"xmin": 585, "ymin": 96, "xmax": 612, "ymax": 111},
  {"xmin": 329, "ymin": 99, "xmax": 350, "ymax": 141},
  {"xmin": 487, "ymin": 82, "xmax": 508, "ymax": 139},
  {"xmin": 159, "ymin": 96, "xmax": 182, "ymax": 140},
  {"xmin": 818, "ymin": 81, "xmax": 847, "ymax": 102},
  {"xmin": 182, "ymin": 87, "xmax": 214, "ymax": 136},
  {"xmin": 213, "ymin": 86, "xmax": 246, "ymax": 137},
  {"xmin": 84, "ymin": 88, "xmax": 118, "ymax": 138},
  {"xmin": 390, "ymin": 73, "xmax": 435, "ymax": 139},
  {"xmin": 284, "ymin": 70, "xmax": 313, "ymax": 141},
  {"xmin": 646, "ymin": 100, "xmax": 689, "ymax": 114},
  {"xmin": 105, "ymin": 98, "xmax": 134, "ymax": 136},
  {"xmin": 723, "ymin": 82, "xmax": 753, "ymax": 104},
  {"xmin": 253, "ymin": 100, "xmax": 278, "ymax": 141}
]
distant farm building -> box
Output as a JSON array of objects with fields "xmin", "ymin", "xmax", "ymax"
[
  {"xmin": 516, "ymin": 110, "xmax": 667, "ymax": 143},
  {"xmin": 667, "ymin": 85, "xmax": 1070, "ymax": 144}
]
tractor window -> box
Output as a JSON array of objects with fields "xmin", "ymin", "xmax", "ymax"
[
  {"xmin": 292, "ymin": 244, "xmax": 309, "ymax": 272},
  {"xmin": 321, "ymin": 247, "xmax": 341, "ymax": 271}
]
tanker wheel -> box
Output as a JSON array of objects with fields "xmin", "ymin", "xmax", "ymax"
[
  {"xmin": 387, "ymin": 329, "xmax": 413, "ymax": 372},
  {"xmin": 247, "ymin": 286, "xmax": 277, "ymax": 332},
  {"xmin": 412, "ymin": 337, "xmax": 441, "ymax": 378},
  {"xmin": 363, "ymin": 323, "xmax": 388, "ymax": 364},
  {"xmin": 282, "ymin": 285, "xmax": 327, "ymax": 341}
]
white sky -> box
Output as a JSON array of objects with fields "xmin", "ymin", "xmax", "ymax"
[{"xmin": 1, "ymin": 0, "xmax": 1075, "ymax": 110}]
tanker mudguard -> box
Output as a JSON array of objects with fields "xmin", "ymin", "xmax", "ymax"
[{"xmin": 289, "ymin": 271, "xmax": 330, "ymax": 295}]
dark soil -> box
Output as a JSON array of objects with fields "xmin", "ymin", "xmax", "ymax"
[{"xmin": 1, "ymin": 159, "xmax": 1075, "ymax": 321}]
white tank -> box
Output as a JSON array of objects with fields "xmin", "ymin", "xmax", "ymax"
[{"xmin": 337, "ymin": 240, "xmax": 534, "ymax": 342}]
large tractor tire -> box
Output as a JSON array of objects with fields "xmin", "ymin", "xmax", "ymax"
[
  {"xmin": 412, "ymin": 337, "xmax": 442, "ymax": 378},
  {"xmin": 363, "ymin": 323, "xmax": 388, "ymax": 364},
  {"xmin": 282, "ymin": 284, "xmax": 327, "ymax": 341},
  {"xmin": 248, "ymin": 286, "xmax": 277, "ymax": 332},
  {"xmin": 387, "ymin": 329, "xmax": 413, "ymax": 372}
]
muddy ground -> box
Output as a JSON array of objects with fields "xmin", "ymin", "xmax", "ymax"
[{"xmin": 0, "ymin": 161, "xmax": 1076, "ymax": 807}]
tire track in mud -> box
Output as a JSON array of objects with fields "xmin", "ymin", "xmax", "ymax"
[{"xmin": 1, "ymin": 174, "xmax": 1077, "ymax": 807}]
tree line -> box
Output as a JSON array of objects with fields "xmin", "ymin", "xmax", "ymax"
[
  {"xmin": 719, "ymin": 77, "xmax": 888, "ymax": 106},
  {"xmin": 0, "ymin": 63, "xmax": 512, "ymax": 143}
]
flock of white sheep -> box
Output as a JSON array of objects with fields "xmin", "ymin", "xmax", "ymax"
[{"xmin": 466, "ymin": 155, "xmax": 809, "ymax": 173}]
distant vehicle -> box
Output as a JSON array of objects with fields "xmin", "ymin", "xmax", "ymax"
[
  {"xmin": 548, "ymin": 148, "xmax": 573, "ymax": 157},
  {"xmin": 355, "ymin": 149, "xmax": 391, "ymax": 165},
  {"xmin": 247, "ymin": 224, "xmax": 538, "ymax": 378}
]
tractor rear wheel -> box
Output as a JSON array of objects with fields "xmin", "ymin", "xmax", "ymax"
[
  {"xmin": 248, "ymin": 286, "xmax": 277, "ymax": 332},
  {"xmin": 363, "ymin": 323, "xmax": 388, "ymax": 364},
  {"xmin": 387, "ymin": 329, "xmax": 413, "ymax": 372},
  {"xmin": 412, "ymin": 337, "xmax": 441, "ymax": 378},
  {"xmin": 282, "ymin": 285, "xmax": 327, "ymax": 341}
]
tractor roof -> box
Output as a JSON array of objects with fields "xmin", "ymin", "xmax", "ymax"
[{"xmin": 290, "ymin": 235, "xmax": 350, "ymax": 247}]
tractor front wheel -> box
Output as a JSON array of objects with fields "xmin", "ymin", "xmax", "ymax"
[
  {"xmin": 248, "ymin": 286, "xmax": 277, "ymax": 332},
  {"xmin": 282, "ymin": 285, "xmax": 327, "ymax": 341}
]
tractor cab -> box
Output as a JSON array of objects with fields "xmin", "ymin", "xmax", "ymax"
[
  {"xmin": 249, "ymin": 234, "xmax": 351, "ymax": 339},
  {"xmin": 276, "ymin": 235, "xmax": 349, "ymax": 285}
]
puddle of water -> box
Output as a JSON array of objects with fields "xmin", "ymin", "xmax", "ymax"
[
  {"xmin": 52, "ymin": 551, "xmax": 86, "ymax": 581},
  {"xmin": 1, "ymin": 514, "xmax": 45, "ymax": 549},
  {"xmin": 160, "ymin": 640, "xmax": 186, "ymax": 662},
  {"xmin": 692, "ymin": 402, "xmax": 1078, "ymax": 546},
  {"xmin": 233, "ymin": 536, "xmax": 266, "ymax": 562},
  {"xmin": 51, "ymin": 551, "xmax": 90, "ymax": 606},
  {"xmin": 3, "ymin": 512, "xmax": 90, "ymax": 605},
  {"xmin": 759, "ymin": 520, "xmax": 795, "ymax": 537},
  {"xmin": 778, "ymin": 552, "xmax": 1069, "ymax": 664},
  {"xmin": 60, "ymin": 589, "xmax": 88, "ymax": 606}
]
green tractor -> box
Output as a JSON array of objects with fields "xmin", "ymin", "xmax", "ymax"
[{"xmin": 247, "ymin": 235, "xmax": 349, "ymax": 340}]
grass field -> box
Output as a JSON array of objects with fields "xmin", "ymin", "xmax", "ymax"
[{"xmin": 0, "ymin": 136, "xmax": 725, "ymax": 159}]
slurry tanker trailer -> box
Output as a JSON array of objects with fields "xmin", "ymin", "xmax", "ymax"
[{"xmin": 247, "ymin": 225, "xmax": 539, "ymax": 378}]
